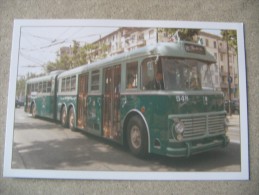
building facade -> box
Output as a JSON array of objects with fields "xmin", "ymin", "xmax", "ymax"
[{"xmin": 197, "ymin": 31, "xmax": 238, "ymax": 100}]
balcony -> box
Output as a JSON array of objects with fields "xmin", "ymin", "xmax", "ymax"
[
  {"xmin": 220, "ymin": 82, "xmax": 228, "ymax": 88},
  {"xmin": 125, "ymin": 39, "xmax": 146, "ymax": 48}
]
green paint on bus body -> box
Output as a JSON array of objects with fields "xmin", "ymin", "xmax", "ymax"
[
  {"xmin": 86, "ymin": 95, "xmax": 103, "ymax": 136},
  {"xmin": 34, "ymin": 95, "xmax": 55, "ymax": 119},
  {"xmin": 24, "ymin": 41, "xmax": 229, "ymax": 158},
  {"xmin": 119, "ymin": 92, "xmax": 228, "ymax": 157}
]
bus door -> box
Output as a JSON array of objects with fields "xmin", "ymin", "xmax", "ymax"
[
  {"xmin": 77, "ymin": 73, "xmax": 88, "ymax": 129},
  {"xmin": 103, "ymin": 65, "xmax": 121, "ymax": 140}
]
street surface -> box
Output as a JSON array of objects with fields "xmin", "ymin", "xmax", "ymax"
[{"xmin": 12, "ymin": 108, "xmax": 241, "ymax": 172}]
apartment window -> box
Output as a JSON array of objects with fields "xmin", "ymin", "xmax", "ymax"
[
  {"xmin": 214, "ymin": 64, "xmax": 219, "ymax": 72},
  {"xmin": 220, "ymin": 53, "xmax": 224, "ymax": 61},
  {"xmin": 213, "ymin": 41, "xmax": 217, "ymax": 48},
  {"xmin": 214, "ymin": 53, "xmax": 217, "ymax": 60},
  {"xmin": 205, "ymin": 39, "xmax": 209, "ymax": 47},
  {"xmin": 229, "ymin": 54, "xmax": 233, "ymax": 63},
  {"xmin": 215, "ymin": 75, "xmax": 219, "ymax": 84},
  {"xmin": 149, "ymin": 30, "xmax": 155, "ymax": 39},
  {"xmin": 221, "ymin": 65, "xmax": 224, "ymax": 72}
]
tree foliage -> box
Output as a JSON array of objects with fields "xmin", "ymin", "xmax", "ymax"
[
  {"xmin": 221, "ymin": 30, "xmax": 237, "ymax": 53},
  {"xmin": 16, "ymin": 77, "xmax": 26, "ymax": 98},
  {"xmin": 45, "ymin": 40, "xmax": 108, "ymax": 73},
  {"xmin": 158, "ymin": 28, "xmax": 200, "ymax": 42}
]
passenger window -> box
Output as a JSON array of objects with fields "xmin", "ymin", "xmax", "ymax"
[
  {"xmin": 71, "ymin": 76, "xmax": 76, "ymax": 91},
  {"xmin": 142, "ymin": 58, "xmax": 164, "ymax": 90},
  {"xmin": 66, "ymin": 77, "xmax": 70, "ymax": 91},
  {"xmin": 42, "ymin": 82, "xmax": 46, "ymax": 93},
  {"xmin": 91, "ymin": 70, "xmax": 100, "ymax": 91},
  {"xmin": 34, "ymin": 83, "xmax": 38, "ymax": 92},
  {"xmin": 39, "ymin": 82, "xmax": 42, "ymax": 93},
  {"xmin": 61, "ymin": 78, "xmax": 66, "ymax": 92},
  {"xmin": 47, "ymin": 81, "xmax": 52, "ymax": 93},
  {"xmin": 126, "ymin": 61, "xmax": 138, "ymax": 89}
]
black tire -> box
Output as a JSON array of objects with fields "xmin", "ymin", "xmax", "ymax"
[
  {"xmin": 31, "ymin": 103, "xmax": 37, "ymax": 118},
  {"xmin": 68, "ymin": 108, "xmax": 76, "ymax": 131},
  {"xmin": 61, "ymin": 107, "xmax": 68, "ymax": 127},
  {"xmin": 127, "ymin": 116, "xmax": 148, "ymax": 157}
]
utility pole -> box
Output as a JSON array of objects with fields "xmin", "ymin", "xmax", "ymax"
[{"xmin": 226, "ymin": 31, "xmax": 232, "ymax": 116}]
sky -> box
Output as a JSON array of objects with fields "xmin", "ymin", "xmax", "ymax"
[
  {"xmin": 18, "ymin": 26, "xmax": 118, "ymax": 77},
  {"xmin": 17, "ymin": 26, "xmax": 222, "ymax": 78}
]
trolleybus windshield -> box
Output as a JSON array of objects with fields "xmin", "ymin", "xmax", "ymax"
[{"xmin": 161, "ymin": 58, "xmax": 214, "ymax": 91}]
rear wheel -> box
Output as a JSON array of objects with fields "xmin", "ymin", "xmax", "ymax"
[
  {"xmin": 31, "ymin": 103, "xmax": 36, "ymax": 118},
  {"xmin": 68, "ymin": 108, "xmax": 76, "ymax": 131},
  {"xmin": 61, "ymin": 107, "xmax": 68, "ymax": 127},
  {"xmin": 127, "ymin": 116, "xmax": 148, "ymax": 157}
]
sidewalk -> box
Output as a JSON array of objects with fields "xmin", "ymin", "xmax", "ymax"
[
  {"xmin": 226, "ymin": 114, "xmax": 240, "ymax": 144},
  {"xmin": 227, "ymin": 114, "xmax": 240, "ymax": 126}
]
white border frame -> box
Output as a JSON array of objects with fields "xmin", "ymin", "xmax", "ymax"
[{"xmin": 3, "ymin": 19, "xmax": 249, "ymax": 180}]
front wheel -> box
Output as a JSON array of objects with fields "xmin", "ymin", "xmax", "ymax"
[{"xmin": 127, "ymin": 116, "xmax": 148, "ymax": 157}]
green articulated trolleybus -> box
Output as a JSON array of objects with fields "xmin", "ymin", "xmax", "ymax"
[{"xmin": 24, "ymin": 41, "xmax": 229, "ymax": 158}]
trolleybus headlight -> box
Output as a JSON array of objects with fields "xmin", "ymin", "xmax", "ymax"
[
  {"xmin": 172, "ymin": 118, "xmax": 185, "ymax": 141},
  {"xmin": 175, "ymin": 121, "xmax": 185, "ymax": 134}
]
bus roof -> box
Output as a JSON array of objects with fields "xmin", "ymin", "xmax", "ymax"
[
  {"xmin": 57, "ymin": 41, "xmax": 216, "ymax": 78},
  {"xmin": 26, "ymin": 70, "xmax": 64, "ymax": 84}
]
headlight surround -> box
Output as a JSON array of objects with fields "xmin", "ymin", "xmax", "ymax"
[{"xmin": 172, "ymin": 118, "xmax": 185, "ymax": 141}]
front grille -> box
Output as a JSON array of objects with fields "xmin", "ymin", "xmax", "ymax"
[
  {"xmin": 170, "ymin": 112, "xmax": 226, "ymax": 140},
  {"xmin": 208, "ymin": 114, "xmax": 225, "ymax": 135},
  {"xmin": 182, "ymin": 116, "xmax": 207, "ymax": 139}
]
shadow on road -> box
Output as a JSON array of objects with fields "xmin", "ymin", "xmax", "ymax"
[{"xmin": 12, "ymin": 127, "xmax": 241, "ymax": 172}]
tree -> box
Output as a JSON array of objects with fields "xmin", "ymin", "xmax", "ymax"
[
  {"xmin": 158, "ymin": 28, "xmax": 200, "ymax": 42},
  {"xmin": 221, "ymin": 30, "xmax": 237, "ymax": 53},
  {"xmin": 44, "ymin": 41, "xmax": 107, "ymax": 73},
  {"xmin": 16, "ymin": 77, "xmax": 26, "ymax": 99}
]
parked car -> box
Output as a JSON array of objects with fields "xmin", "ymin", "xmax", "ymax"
[
  {"xmin": 225, "ymin": 99, "xmax": 239, "ymax": 114},
  {"xmin": 15, "ymin": 99, "xmax": 24, "ymax": 108}
]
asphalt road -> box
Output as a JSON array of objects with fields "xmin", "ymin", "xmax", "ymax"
[{"xmin": 12, "ymin": 108, "xmax": 241, "ymax": 172}]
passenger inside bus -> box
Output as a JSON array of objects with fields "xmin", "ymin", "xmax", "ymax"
[
  {"xmin": 127, "ymin": 74, "xmax": 135, "ymax": 89},
  {"xmin": 145, "ymin": 71, "xmax": 164, "ymax": 90}
]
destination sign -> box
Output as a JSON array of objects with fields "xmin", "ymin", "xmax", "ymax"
[{"xmin": 184, "ymin": 43, "xmax": 205, "ymax": 55}]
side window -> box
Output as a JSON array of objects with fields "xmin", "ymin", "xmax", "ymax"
[
  {"xmin": 71, "ymin": 76, "xmax": 76, "ymax": 91},
  {"xmin": 61, "ymin": 78, "xmax": 66, "ymax": 92},
  {"xmin": 38, "ymin": 82, "xmax": 42, "ymax": 93},
  {"xmin": 126, "ymin": 61, "xmax": 138, "ymax": 89},
  {"xmin": 91, "ymin": 70, "xmax": 100, "ymax": 91},
  {"xmin": 47, "ymin": 81, "xmax": 52, "ymax": 93},
  {"xmin": 60, "ymin": 76, "xmax": 76, "ymax": 92},
  {"xmin": 27, "ymin": 84, "xmax": 31, "ymax": 94},
  {"xmin": 141, "ymin": 58, "xmax": 163, "ymax": 90},
  {"xmin": 34, "ymin": 83, "xmax": 38, "ymax": 92},
  {"xmin": 66, "ymin": 77, "xmax": 71, "ymax": 91},
  {"xmin": 42, "ymin": 82, "xmax": 47, "ymax": 93}
]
